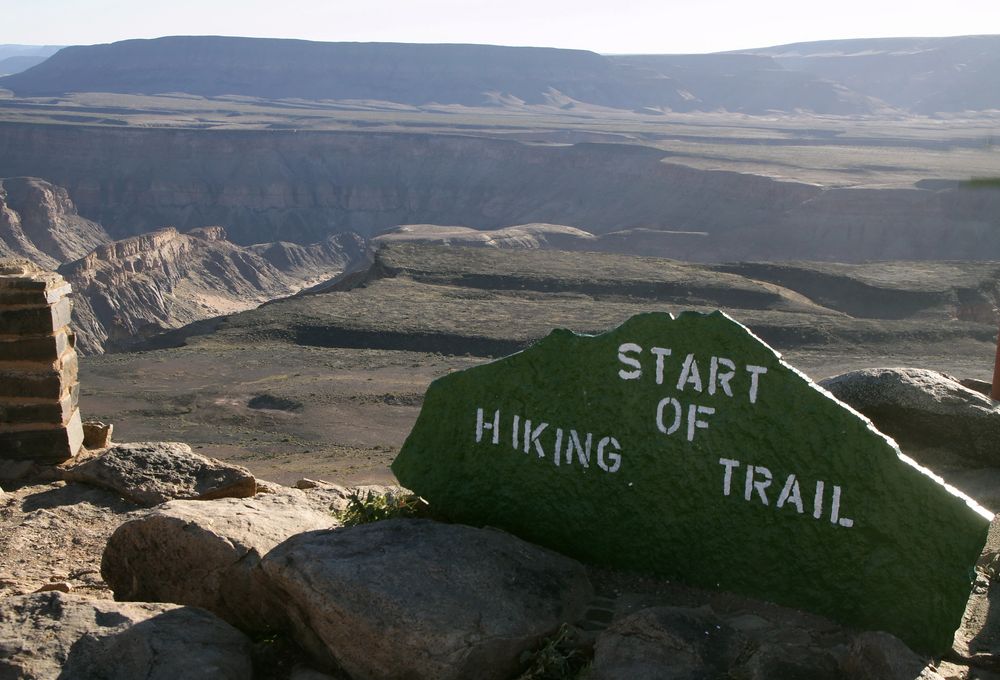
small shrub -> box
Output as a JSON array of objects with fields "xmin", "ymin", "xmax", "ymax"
[
  {"xmin": 337, "ymin": 489, "xmax": 429, "ymax": 526},
  {"xmin": 517, "ymin": 624, "xmax": 591, "ymax": 680}
]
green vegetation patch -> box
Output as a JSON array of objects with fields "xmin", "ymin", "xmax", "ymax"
[{"xmin": 337, "ymin": 489, "xmax": 429, "ymax": 526}]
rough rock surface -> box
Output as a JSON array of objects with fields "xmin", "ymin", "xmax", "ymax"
[
  {"xmin": 373, "ymin": 223, "xmax": 599, "ymax": 250},
  {"xmin": 0, "ymin": 591, "xmax": 252, "ymax": 679},
  {"xmin": 821, "ymin": 367, "xmax": 1000, "ymax": 468},
  {"xmin": 588, "ymin": 606, "xmax": 752, "ymax": 680},
  {"xmin": 954, "ymin": 523, "xmax": 1000, "ymax": 672},
  {"xmin": 843, "ymin": 631, "xmax": 946, "ymax": 680},
  {"xmin": 102, "ymin": 489, "xmax": 335, "ymax": 631},
  {"xmin": 0, "ymin": 176, "xmax": 110, "ymax": 270},
  {"xmin": 260, "ymin": 518, "xmax": 593, "ymax": 679},
  {"xmin": 0, "ymin": 472, "xmax": 995, "ymax": 679},
  {"xmin": 61, "ymin": 226, "xmax": 366, "ymax": 354},
  {"xmin": 0, "ymin": 481, "xmax": 141, "ymax": 598},
  {"xmin": 81, "ymin": 420, "xmax": 113, "ymax": 449},
  {"xmin": 587, "ymin": 604, "xmax": 945, "ymax": 680},
  {"xmin": 63, "ymin": 442, "xmax": 257, "ymax": 506}
]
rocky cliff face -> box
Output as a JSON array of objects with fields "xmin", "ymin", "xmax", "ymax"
[
  {"xmin": 59, "ymin": 226, "xmax": 366, "ymax": 354},
  {"xmin": 2, "ymin": 123, "xmax": 999, "ymax": 262},
  {"xmin": 373, "ymin": 223, "xmax": 600, "ymax": 250},
  {"xmin": 0, "ymin": 177, "xmax": 110, "ymax": 269},
  {"xmin": 0, "ymin": 175, "xmax": 367, "ymax": 354}
]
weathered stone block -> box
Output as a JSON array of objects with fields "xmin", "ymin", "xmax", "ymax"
[
  {"xmin": 0, "ymin": 296, "xmax": 72, "ymax": 335},
  {"xmin": 0, "ymin": 352, "xmax": 78, "ymax": 399},
  {"xmin": 0, "ymin": 408, "xmax": 83, "ymax": 462},
  {"xmin": 0, "ymin": 260, "xmax": 62, "ymax": 288},
  {"xmin": 0, "ymin": 330, "xmax": 73, "ymax": 362},
  {"xmin": 0, "ymin": 281, "xmax": 72, "ymax": 306},
  {"xmin": 64, "ymin": 442, "xmax": 256, "ymax": 506},
  {"xmin": 0, "ymin": 391, "xmax": 76, "ymax": 425},
  {"xmin": 82, "ymin": 420, "xmax": 113, "ymax": 449},
  {"xmin": 392, "ymin": 311, "xmax": 992, "ymax": 655}
]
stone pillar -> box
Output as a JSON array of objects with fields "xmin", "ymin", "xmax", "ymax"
[{"xmin": 0, "ymin": 259, "xmax": 84, "ymax": 463}]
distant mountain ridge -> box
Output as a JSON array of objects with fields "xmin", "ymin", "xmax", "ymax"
[
  {"xmin": 0, "ymin": 45, "xmax": 63, "ymax": 76},
  {"xmin": 743, "ymin": 35, "xmax": 1000, "ymax": 113},
  {"xmin": 0, "ymin": 45, "xmax": 63, "ymax": 61},
  {"xmin": 3, "ymin": 34, "xmax": 999, "ymax": 114},
  {"xmin": 0, "ymin": 37, "xmax": 691, "ymax": 111},
  {"xmin": 0, "ymin": 56, "xmax": 49, "ymax": 76}
]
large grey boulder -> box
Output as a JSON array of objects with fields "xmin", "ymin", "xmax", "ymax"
[
  {"xmin": 820, "ymin": 368, "xmax": 1000, "ymax": 468},
  {"xmin": 260, "ymin": 518, "xmax": 593, "ymax": 680},
  {"xmin": 102, "ymin": 489, "xmax": 334, "ymax": 631},
  {"xmin": 0, "ymin": 591, "xmax": 252, "ymax": 679},
  {"xmin": 63, "ymin": 442, "xmax": 257, "ymax": 506}
]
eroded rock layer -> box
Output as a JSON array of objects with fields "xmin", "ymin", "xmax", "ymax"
[
  {"xmin": 59, "ymin": 226, "xmax": 365, "ymax": 354},
  {"xmin": 2, "ymin": 123, "xmax": 999, "ymax": 262}
]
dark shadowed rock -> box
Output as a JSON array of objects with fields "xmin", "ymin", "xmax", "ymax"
[
  {"xmin": 961, "ymin": 378, "xmax": 993, "ymax": 398},
  {"xmin": 842, "ymin": 631, "xmax": 943, "ymax": 680},
  {"xmin": 737, "ymin": 641, "xmax": 844, "ymax": 680},
  {"xmin": 63, "ymin": 442, "xmax": 256, "ymax": 506},
  {"xmin": 259, "ymin": 518, "xmax": 593, "ymax": 679},
  {"xmin": 289, "ymin": 667, "xmax": 339, "ymax": 680},
  {"xmin": 0, "ymin": 591, "xmax": 252, "ymax": 679},
  {"xmin": 820, "ymin": 368, "xmax": 1000, "ymax": 469},
  {"xmin": 101, "ymin": 489, "xmax": 334, "ymax": 631},
  {"xmin": 588, "ymin": 604, "xmax": 942, "ymax": 679},
  {"xmin": 588, "ymin": 606, "xmax": 752, "ymax": 680}
]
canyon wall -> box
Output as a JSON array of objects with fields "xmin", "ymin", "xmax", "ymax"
[
  {"xmin": 60, "ymin": 226, "xmax": 366, "ymax": 354},
  {"xmin": 1, "ymin": 123, "xmax": 999, "ymax": 262},
  {"xmin": 0, "ymin": 177, "xmax": 110, "ymax": 269},
  {"xmin": 0, "ymin": 173, "xmax": 368, "ymax": 354}
]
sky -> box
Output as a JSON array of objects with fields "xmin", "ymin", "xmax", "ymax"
[{"xmin": 2, "ymin": 0, "xmax": 999, "ymax": 54}]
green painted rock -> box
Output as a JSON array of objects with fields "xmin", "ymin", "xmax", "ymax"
[{"xmin": 392, "ymin": 311, "xmax": 992, "ymax": 655}]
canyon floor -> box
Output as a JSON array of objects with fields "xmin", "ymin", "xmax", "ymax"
[
  {"xmin": 78, "ymin": 244, "xmax": 1000, "ymax": 495},
  {"xmin": 2, "ymin": 90, "xmax": 998, "ymax": 189}
]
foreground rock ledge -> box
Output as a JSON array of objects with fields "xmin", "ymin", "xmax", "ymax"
[
  {"xmin": 101, "ymin": 489, "xmax": 334, "ymax": 631},
  {"xmin": 260, "ymin": 518, "xmax": 593, "ymax": 680},
  {"xmin": 0, "ymin": 591, "xmax": 252, "ymax": 679},
  {"xmin": 64, "ymin": 442, "xmax": 256, "ymax": 506}
]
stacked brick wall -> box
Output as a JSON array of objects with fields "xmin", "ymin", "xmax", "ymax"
[{"xmin": 0, "ymin": 259, "xmax": 83, "ymax": 463}]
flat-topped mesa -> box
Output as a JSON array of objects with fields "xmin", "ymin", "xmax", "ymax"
[{"xmin": 0, "ymin": 258, "xmax": 84, "ymax": 463}]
